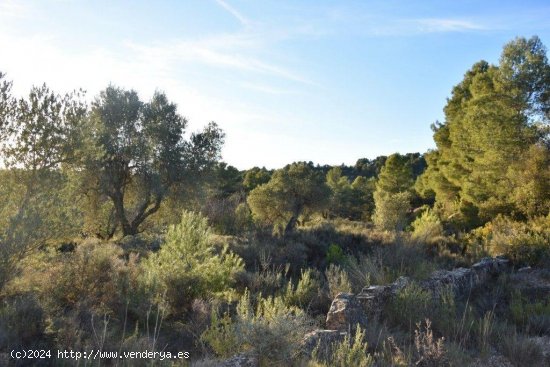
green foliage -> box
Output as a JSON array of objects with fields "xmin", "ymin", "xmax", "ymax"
[
  {"xmin": 411, "ymin": 208, "xmax": 445, "ymax": 243},
  {"xmin": 323, "ymin": 167, "xmax": 376, "ymax": 221},
  {"xmin": 351, "ymin": 176, "xmax": 376, "ymax": 220},
  {"xmin": 243, "ymin": 166, "xmax": 271, "ymax": 192},
  {"xmin": 509, "ymin": 144, "xmax": 550, "ymax": 218},
  {"xmin": 0, "ymin": 77, "xmax": 87, "ymax": 171},
  {"xmin": 82, "ymin": 86, "xmax": 225, "ymax": 237},
  {"xmin": 209, "ymin": 163, "xmax": 243, "ymax": 198},
  {"xmin": 201, "ymin": 290, "xmax": 313, "ymax": 365},
  {"xmin": 373, "ymin": 191, "xmax": 411, "ymax": 231},
  {"xmin": 0, "ymin": 170, "xmax": 82, "ymax": 289},
  {"xmin": 234, "ymin": 202, "xmax": 254, "ymax": 232},
  {"xmin": 372, "ymin": 153, "xmax": 415, "ymax": 231},
  {"xmin": 247, "ymin": 162, "xmax": 330, "ymax": 234},
  {"xmin": 326, "ymin": 243, "xmax": 345, "ymax": 264},
  {"xmin": 1, "ymin": 36, "xmax": 550, "ymax": 364},
  {"xmin": 202, "ymin": 193, "xmax": 244, "ymax": 235},
  {"xmin": 0, "ymin": 75, "xmax": 87, "ymax": 288},
  {"xmin": 376, "ymin": 153, "xmax": 415, "ymax": 194},
  {"xmin": 326, "ymin": 167, "xmax": 355, "ymax": 219},
  {"xmin": 240, "ymin": 263, "xmax": 290, "ymax": 297},
  {"xmin": 469, "ymin": 215, "xmax": 550, "ymax": 266},
  {"xmin": 345, "ymin": 240, "xmax": 436, "ymax": 287},
  {"xmin": 419, "ymin": 36, "xmax": 550, "ymax": 226},
  {"xmin": 284, "ymin": 268, "xmax": 321, "ymax": 309},
  {"xmin": 200, "ymin": 163, "xmax": 248, "ymax": 234},
  {"xmin": 387, "ymin": 283, "xmax": 432, "ymax": 328},
  {"xmin": 141, "ymin": 211, "xmax": 244, "ymax": 314},
  {"xmin": 311, "ymin": 326, "xmax": 374, "ymax": 367}
]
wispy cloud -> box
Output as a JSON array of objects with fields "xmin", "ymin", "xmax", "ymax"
[
  {"xmin": 214, "ymin": 0, "xmax": 251, "ymax": 27},
  {"xmin": 412, "ymin": 18, "xmax": 485, "ymax": 32},
  {"xmin": 351, "ymin": 17, "xmax": 489, "ymax": 36},
  {"xmin": 126, "ymin": 36, "xmax": 316, "ymax": 86}
]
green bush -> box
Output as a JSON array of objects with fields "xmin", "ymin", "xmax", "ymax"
[
  {"xmin": 387, "ymin": 283, "xmax": 432, "ymax": 329},
  {"xmin": 373, "ymin": 191, "xmax": 411, "ymax": 231},
  {"xmin": 141, "ymin": 211, "xmax": 244, "ymax": 314},
  {"xmin": 467, "ymin": 215, "xmax": 550, "ymax": 266},
  {"xmin": 411, "ymin": 208, "xmax": 444, "ymax": 244},
  {"xmin": 284, "ymin": 268, "xmax": 321, "ymax": 309},
  {"xmin": 310, "ymin": 325, "xmax": 374, "ymax": 367},
  {"xmin": 326, "ymin": 243, "xmax": 345, "ymax": 264},
  {"xmin": 202, "ymin": 290, "xmax": 314, "ymax": 365}
]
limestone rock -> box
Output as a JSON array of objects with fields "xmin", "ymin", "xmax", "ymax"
[
  {"xmin": 323, "ymin": 257, "xmax": 513, "ymax": 343},
  {"xmin": 357, "ymin": 276, "xmax": 410, "ymax": 318},
  {"xmin": 325, "ymin": 292, "xmax": 368, "ymax": 331}
]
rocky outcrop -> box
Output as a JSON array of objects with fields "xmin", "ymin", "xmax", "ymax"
[
  {"xmin": 325, "ymin": 293, "xmax": 368, "ymax": 331},
  {"xmin": 420, "ymin": 256, "xmax": 510, "ymax": 298},
  {"xmin": 323, "ymin": 257, "xmax": 511, "ymax": 337},
  {"xmin": 305, "ymin": 258, "xmax": 512, "ymax": 358},
  {"xmin": 357, "ymin": 275, "xmax": 411, "ymax": 318}
]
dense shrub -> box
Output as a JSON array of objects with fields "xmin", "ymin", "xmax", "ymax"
[
  {"xmin": 373, "ymin": 191, "xmax": 411, "ymax": 231},
  {"xmin": 411, "ymin": 208, "xmax": 444, "ymax": 244},
  {"xmin": 237, "ymin": 263, "xmax": 289, "ymax": 297},
  {"xmin": 469, "ymin": 215, "xmax": 550, "ymax": 266},
  {"xmin": 44, "ymin": 239, "xmax": 139, "ymax": 316},
  {"xmin": 201, "ymin": 290, "xmax": 314, "ymax": 365},
  {"xmin": 326, "ymin": 243, "xmax": 345, "ymax": 264},
  {"xmin": 284, "ymin": 268, "xmax": 321, "ymax": 309},
  {"xmin": 310, "ymin": 326, "xmax": 374, "ymax": 367},
  {"xmin": 141, "ymin": 211, "xmax": 244, "ymax": 315},
  {"xmin": 387, "ymin": 283, "xmax": 432, "ymax": 329}
]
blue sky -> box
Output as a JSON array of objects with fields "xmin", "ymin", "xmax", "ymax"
[{"xmin": 1, "ymin": 0, "xmax": 550, "ymax": 169}]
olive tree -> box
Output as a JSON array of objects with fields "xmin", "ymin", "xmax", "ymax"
[
  {"xmin": 83, "ymin": 86, "xmax": 224, "ymax": 237},
  {"xmin": 247, "ymin": 162, "xmax": 330, "ymax": 234}
]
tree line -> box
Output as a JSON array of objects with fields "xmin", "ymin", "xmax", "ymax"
[{"xmin": 1, "ymin": 35, "xmax": 549, "ymax": 265}]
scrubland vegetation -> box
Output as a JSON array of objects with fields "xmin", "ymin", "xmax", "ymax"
[{"xmin": 1, "ymin": 36, "xmax": 550, "ymax": 366}]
